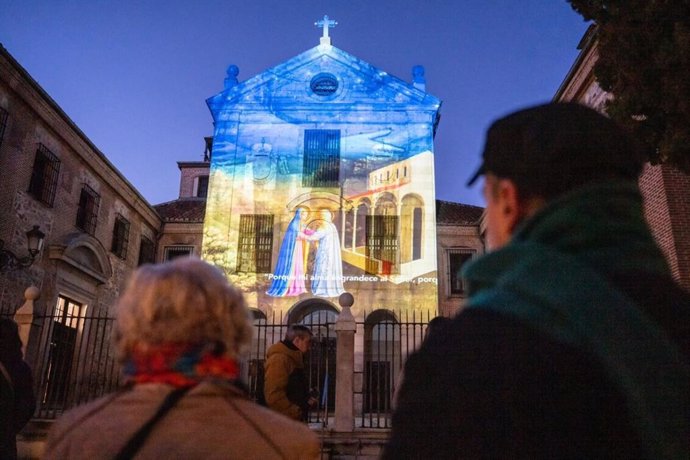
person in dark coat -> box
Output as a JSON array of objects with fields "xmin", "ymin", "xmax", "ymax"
[
  {"xmin": 0, "ymin": 318, "xmax": 36, "ymax": 460},
  {"xmin": 383, "ymin": 103, "xmax": 689, "ymax": 460}
]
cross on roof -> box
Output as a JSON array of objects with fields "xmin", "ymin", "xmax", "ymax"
[{"xmin": 315, "ymin": 15, "xmax": 337, "ymax": 45}]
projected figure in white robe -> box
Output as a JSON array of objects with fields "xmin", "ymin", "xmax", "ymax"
[{"xmin": 303, "ymin": 209, "xmax": 345, "ymax": 297}]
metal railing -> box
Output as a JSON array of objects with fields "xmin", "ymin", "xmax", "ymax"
[
  {"xmin": 30, "ymin": 309, "xmax": 120, "ymax": 419},
  {"xmin": 356, "ymin": 309, "xmax": 433, "ymax": 429},
  {"xmin": 12, "ymin": 305, "xmax": 441, "ymax": 429},
  {"xmin": 244, "ymin": 310, "xmax": 337, "ymax": 426}
]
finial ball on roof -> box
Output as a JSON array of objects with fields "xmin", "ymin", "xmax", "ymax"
[{"xmin": 227, "ymin": 65, "xmax": 239, "ymax": 78}]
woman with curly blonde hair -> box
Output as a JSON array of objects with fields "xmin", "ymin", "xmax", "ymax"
[{"xmin": 46, "ymin": 258, "xmax": 319, "ymax": 459}]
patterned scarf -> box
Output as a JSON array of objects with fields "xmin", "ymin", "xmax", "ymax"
[{"xmin": 122, "ymin": 342, "xmax": 239, "ymax": 388}]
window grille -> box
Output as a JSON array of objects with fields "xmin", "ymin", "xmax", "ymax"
[
  {"xmin": 28, "ymin": 144, "xmax": 60, "ymax": 207},
  {"xmin": 0, "ymin": 107, "xmax": 8, "ymax": 148},
  {"xmin": 75, "ymin": 184, "xmax": 100, "ymax": 235},
  {"xmin": 111, "ymin": 214, "xmax": 130, "ymax": 259},
  {"xmin": 163, "ymin": 245, "xmax": 194, "ymax": 261},
  {"xmin": 448, "ymin": 249, "xmax": 474, "ymax": 295},
  {"xmin": 237, "ymin": 214, "xmax": 274, "ymax": 273},
  {"xmin": 365, "ymin": 215, "xmax": 399, "ymax": 275},
  {"xmin": 138, "ymin": 236, "xmax": 155, "ymax": 265},
  {"xmin": 196, "ymin": 175, "xmax": 209, "ymax": 198},
  {"xmin": 302, "ymin": 129, "xmax": 340, "ymax": 187}
]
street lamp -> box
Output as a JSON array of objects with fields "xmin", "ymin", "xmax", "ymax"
[{"xmin": 0, "ymin": 225, "xmax": 46, "ymax": 271}]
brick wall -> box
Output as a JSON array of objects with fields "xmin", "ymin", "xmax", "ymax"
[
  {"xmin": 639, "ymin": 163, "xmax": 690, "ymax": 291},
  {"xmin": 178, "ymin": 164, "xmax": 210, "ymax": 198}
]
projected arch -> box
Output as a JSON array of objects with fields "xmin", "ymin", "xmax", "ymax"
[{"xmin": 401, "ymin": 193, "xmax": 424, "ymax": 262}]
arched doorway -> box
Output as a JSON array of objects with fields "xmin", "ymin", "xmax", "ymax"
[
  {"xmin": 288, "ymin": 299, "xmax": 338, "ymax": 416},
  {"xmin": 364, "ymin": 309, "xmax": 401, "ymax": 418},
  {"xmin": 39, "ymin": 233, "xmax": 112, "ymax": 411},
  {"xmin": 401, "ymin": 194, "xmax": 424, "ymax": 262}
]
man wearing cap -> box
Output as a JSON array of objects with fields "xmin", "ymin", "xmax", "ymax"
[{"xmin": 383, "ymin": 103, "xmax": 689, "ymax": 459}]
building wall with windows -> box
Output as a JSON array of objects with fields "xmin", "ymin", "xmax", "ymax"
[
  {"xmin": 554, "ymin": 27, "xmax": 690, "ymax": 291},
  {"xmin": 202, "ymin": 41, "xmax": 442, "ymax": 323},
  {"xmin": 152, "ymin": 160, "xmax": 209, "ymax": 262},
  {"xmin": 154, "ymin": 205, "xmax": 205, "ymax": 262},
  {"xmin": 0, "ymin": 45, "xmax": 161, "ymax": 408},
  {"xmin": 435, "ymin": 200, "xmax": 485, "ymax": 317}
]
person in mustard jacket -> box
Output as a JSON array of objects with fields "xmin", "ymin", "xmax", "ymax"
[{"xmin": 264, "ymin": 325, "xmax": 317, "ymax": 422}]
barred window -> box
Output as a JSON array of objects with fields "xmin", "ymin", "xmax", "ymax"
[
  {"xmin": 111, "ymin": 214, "xmax": 130, "ymax": 259},
  {"xmin": 28, "ymin": 144, "xmax": 60, "ymax": 207},
  {"xmin": 196, "ymin": 175, "xmax": 209, "ymax": 198},
  {"xmin": 237, "ymin": 214, "xmax": 274, "ymax": 273},
  {"xmin": 366, "ymin": 215, "xmax": 399, "ymax": 275},
  {"xmin": 164, "ymin": 245, "xmax": 194, "ymax": 261},
  {"xmin": 138, "ymin": 236, "xmax": 155, "ymax": 265},
  {"xmin": 0, "ymin": 107, "xmax": 8, "ymax": 149},
  {"xmin": 448, "ymin": 249, "xmax": 474, "ymax": 295},
  {"xmin": 75, "ymin": 184, "xmax": 100, "ymax": 235},
  {"xmin": 302, "ymin": 129, "xmax": 340, "ymax": 187}
]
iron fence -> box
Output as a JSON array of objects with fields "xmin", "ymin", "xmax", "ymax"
[
  {"xmin": 356, "ymin": 309, "xmax": 434, "ymax": 429},
  {"xmin": 8, "ymin": 305, "xmax": 441, "ymax": 428},
  {"xmin": 30, "ymin": 307, "xmax": 120, "ymax": 419},
  {"xmin": 244, "ymin": 310, "xmax": 337, "ymax": 426}
]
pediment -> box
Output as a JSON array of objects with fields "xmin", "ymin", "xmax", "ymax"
[
  {"xmin": 48, "ymin": 233, "xmax": 112, "ymax": 284},
  {"xmin": 207, "ymin": 44, "xmax": 440, "ymax": 117}
]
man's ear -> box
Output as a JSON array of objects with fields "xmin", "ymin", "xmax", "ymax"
[{"xmin": 496, "ymin": 178, "xmax": 522, "ymax": 233}]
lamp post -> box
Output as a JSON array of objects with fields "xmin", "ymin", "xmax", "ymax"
[{"xmin": 0, "ymin": 225, "xmax": 46, "ymax": 271}]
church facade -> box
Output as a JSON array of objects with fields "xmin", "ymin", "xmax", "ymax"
[{"xmin": 202, "ymin": 32, "xmax": 443, "ymax": 325}]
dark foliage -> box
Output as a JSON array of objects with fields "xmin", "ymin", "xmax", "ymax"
[{"xmin": 568, "ymin": 0, "xmax": 690, "ymax": 172}]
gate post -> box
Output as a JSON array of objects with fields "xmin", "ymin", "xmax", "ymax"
[
  {"xmin": 14, "ymin": 285, "xmax": 39, "ymax": 358},
  {"xmin": 334, "ymin": 292, "xmax": 355, "ymax": 432}
]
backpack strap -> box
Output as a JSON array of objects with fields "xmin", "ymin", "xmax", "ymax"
[{"xmin": 114, "ymin": 386, "xmax": 191, "ymax": 460}]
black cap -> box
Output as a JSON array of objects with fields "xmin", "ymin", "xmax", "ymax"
[{"xmin": 467, "ymin": 103, "xmax": 645, "ymax": 192}]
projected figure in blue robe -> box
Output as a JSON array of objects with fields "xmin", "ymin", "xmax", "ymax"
[
  {"xmin": 304, "ymin": 209, "xmax": 345, "ymax": 297},
  {"xmin": 267, "ymin": 208, "xmax": 308, "ymax": 297}
]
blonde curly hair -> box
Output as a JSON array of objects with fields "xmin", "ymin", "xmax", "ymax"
[{"xmin": 113, "ymin": 257, "xmax": 252, "ymax": 362}]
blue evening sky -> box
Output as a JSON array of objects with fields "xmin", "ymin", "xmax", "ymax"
[{"xmin": 0, "ymin": 1, "xmax": 589, "ymax": 207}]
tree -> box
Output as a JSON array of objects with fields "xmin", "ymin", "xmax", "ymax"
[{"xmin": 568, "ymin": 0, "xmax": 690, "ymax": 172}]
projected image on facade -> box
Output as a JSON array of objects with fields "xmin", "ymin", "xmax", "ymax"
[
  {"xmin": 202, "ymin": 40, "xmax": 441, "ymax": 315},
  {"xmin": 266, "ymin": 208, "xmax": 310, "ymax": 297}
]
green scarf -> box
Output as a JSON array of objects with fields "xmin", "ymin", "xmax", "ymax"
[{"xmin": 463, "ymin": 182, "xmax": 688, "ymax": 460}]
